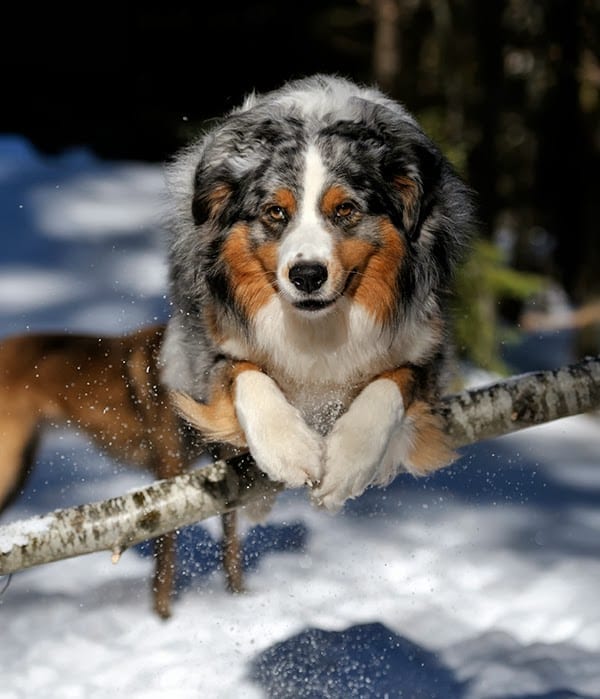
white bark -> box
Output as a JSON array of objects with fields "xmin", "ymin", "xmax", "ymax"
[
  {"xmin": 1, "ymin": 356, "xmax": 599, "ymax": 576},
  {"xmin": 437, "ymin": 354, "xmax": 600, "ymax": 446}
]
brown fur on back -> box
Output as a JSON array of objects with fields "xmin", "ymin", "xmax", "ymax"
[
  {"xmin": 0, "ymin": 324, "xmax": 243, "ymax": 618},
  {"xmin": 0, "ymin": 325, "xmax": 183, "ymax": 477}
]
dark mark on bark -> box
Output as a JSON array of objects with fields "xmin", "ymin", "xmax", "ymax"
[{"xmin": 138, "ymin": 510, "xmax": 161, "ymax": 531}]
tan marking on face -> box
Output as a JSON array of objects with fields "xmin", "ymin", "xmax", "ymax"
[
  {"xmin": 271, "ymin": 188, "xmax": 297, "ymax": 217},
  {"xmin": 338, "ymin": 219, "xmax": 405, "ymax": 324},
  {"xmin": 221, "ymin": 225, "xmax": 277, "ymax": 318},
  {"xmin": 254, "ymin": 240, "xmax": 279, "ymax": 275},
  {"xmin": 321, "ymin": 185, "xmax": 350, "ymax": 218},
  {"xmin": 333, "ymin": 237, "xmax": 377, "ymax": 297}
]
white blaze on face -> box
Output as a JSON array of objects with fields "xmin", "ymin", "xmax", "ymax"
[{"xmin": 277, "ymin": 145, "xmax": 332, "ymax": 298}]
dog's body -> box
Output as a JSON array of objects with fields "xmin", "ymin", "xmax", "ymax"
[
  {"xmin": 0, "ymin": 324, "xmax": 243, "ymax": 618},
  {"xmin": 163, "ymin": 74, "xmax": 475, "ymax": 512}
]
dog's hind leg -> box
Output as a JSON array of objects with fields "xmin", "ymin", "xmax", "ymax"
[
  {"xmin": 145, "ymin": 435, "xmax": 182, "ymax": 619},
  {"xmin": 152, "ymin": 531, "xmax": 177, "ymax": 619},
  {"xmin": 221, "ymin": 510, "xmax": 244, "ymax": 593},
  {"xmin": 124, "ymin": 339, "xmax": 185, "ymax": 619}
]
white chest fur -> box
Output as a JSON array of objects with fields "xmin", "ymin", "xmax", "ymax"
[{"xmin": 221, "ymin": 296, "xmax": 438, "ymax": 434}]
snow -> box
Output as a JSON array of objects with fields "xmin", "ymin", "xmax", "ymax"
[
  {"xmin": 1, "ymin": 134, "xmax": 599, "ymax": 699},
  {"xmin": 0, "ymin": 515, "xmax": 55, "ymax": 554}
]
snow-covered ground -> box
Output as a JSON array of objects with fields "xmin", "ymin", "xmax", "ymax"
[{"xmin": 0, "ymin": 134, "xmax": 599, "ymax": 699}]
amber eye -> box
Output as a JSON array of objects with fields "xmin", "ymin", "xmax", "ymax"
[
  {"xmin": 265, "ymin": 205, "xmax": 288, "ymax": 223},
  {"xmin": 335, "ymin": 201, "xmax": 357, "ymax": 219}
]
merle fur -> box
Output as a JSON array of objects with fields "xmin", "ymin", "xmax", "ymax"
[{"xmin": 164, "ymin": 74, "xmax": 476, "ymax": 400}]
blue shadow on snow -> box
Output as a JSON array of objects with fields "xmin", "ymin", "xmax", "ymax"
[
  {"xmin": 134, "ymin": 520, "xmax": 308, "ymax": 592},
  {"xmin": 248, "ymin": 621, "xmax": 464, "ymax": 698}
]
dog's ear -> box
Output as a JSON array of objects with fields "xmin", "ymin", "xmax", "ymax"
[
  {"xmin": 390, "ymin": 139, "xmax": 443, "ymax": 241},
  {"xmin": 392, "ymin": 174, "xmax": 422, "ymax": 240},
  {"xmin": 192, "ymin": 170, "xmax": 234, "ymax": 226}
]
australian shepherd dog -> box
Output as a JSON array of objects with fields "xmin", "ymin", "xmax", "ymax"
[{"xmin": 163, "ymin": 74, "xmax": 475, "ymax": 513}]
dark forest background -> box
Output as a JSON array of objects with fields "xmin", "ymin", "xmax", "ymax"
[{"xmin": 3, "ymin": 0, "xmax": 600, "ymax": 368}]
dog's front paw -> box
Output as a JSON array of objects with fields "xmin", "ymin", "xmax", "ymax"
[
  {"xmin": 312, "ymin": 422, "xmax": 380, "ymax": 513},
  {"xmin": 247, "ymin": 410, "xmax": 324, "ymax": 488},
  {"xmin": 235, "ymin": 371, "xmax": 324, "ymax": 489},
  {"xmin": 311, "ymin": 379, "xmax": 403, "ymax": 513}
]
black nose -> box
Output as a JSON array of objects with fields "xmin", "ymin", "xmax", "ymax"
[{"xmin": 288, "ymin": 262, "xmax": 328, "ymax": 293}]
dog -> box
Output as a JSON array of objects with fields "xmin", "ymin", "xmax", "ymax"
[
  {"xmin": 0, "ymin": 324, "xmax": 244, "ymax": 619},
  {"xmin": 161, "ymin": 73, "xmax": 476, "ymax": 513}
]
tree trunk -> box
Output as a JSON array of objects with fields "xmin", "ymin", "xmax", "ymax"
[
  {"xmin": 468, "ymin": 0, "xmax": 504, "ymax": 233},
  {"xmin": 371, "ymin": 0, "xmax": 401, "ymax": 93},
  {"xmin": 1, "ymin": 356, "xmax": 599, "ymax": 576}
]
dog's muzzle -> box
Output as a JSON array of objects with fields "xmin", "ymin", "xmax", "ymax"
[{"xmin": 287, "ymin": 261, "xmax": 336, "ymax": 312}]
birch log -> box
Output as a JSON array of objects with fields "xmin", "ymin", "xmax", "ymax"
[{"xmin": 1, "ymin": 356, "xmax": 599, "ymax": 576}]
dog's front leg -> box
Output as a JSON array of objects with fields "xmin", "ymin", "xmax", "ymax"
[
  {"xmin": 312, "ymin": 374, "xmax": 406, "ymax": 512},
  {"xmin": 313, "ymin": 367, "xmax": 455, "ymax": 512},
  {"xmin": 234, "ymin": 366, "xmax": 324, "ymax": 489},
  {"xmin": 152, "ymin": 531, "xmax": 177, "ymax": 619},
  {"xmin": 173, "ymin": 362, "xmax": 324, "ymax": 490}
]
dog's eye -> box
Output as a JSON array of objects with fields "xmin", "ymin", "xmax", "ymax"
[
  {"xmin": 335, "ymin": 202, "xmax": 357, "ymax": 219},
  {"xmin": 265, "ymin": 206, "xmax": 288, "ymax": 223}
]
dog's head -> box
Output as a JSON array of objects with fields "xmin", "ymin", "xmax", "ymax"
[{"xmin": 167, "ymin": 74, "xmax": 474, "ymax": 337}]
